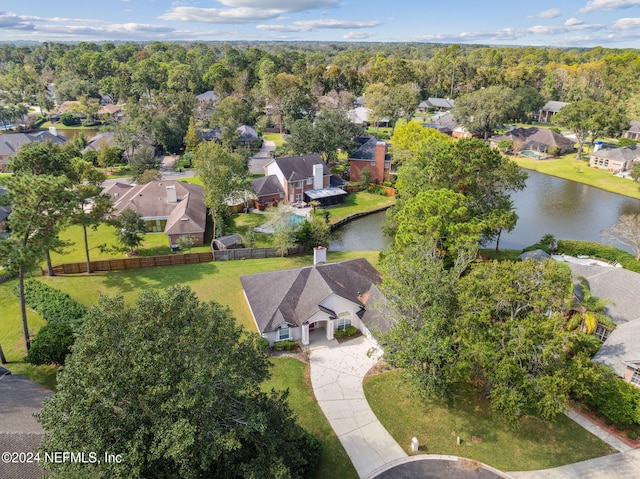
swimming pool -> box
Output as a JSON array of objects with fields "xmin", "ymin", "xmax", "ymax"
[{"xmin": 519, "ymin": 149, "xmax": 547, "ymax": 160}]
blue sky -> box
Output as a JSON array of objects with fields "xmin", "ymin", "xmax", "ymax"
[{"xmin": 2, "ymin": 0, "xmax": 640, "ymax": 47}]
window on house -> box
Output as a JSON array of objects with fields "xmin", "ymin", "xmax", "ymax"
[
  {"xmin": 279, "ymin": 193, "xmax": 284, "ymax": 199},
  {"xmin": 631, "ymin": 369, "xmax": 640, "ymax": 386},
  {"xmin": 277, "ymin": 327, "xmax": 291, "ymax": 341},
  {"xmin": 594, "ymin": 323, "xmax": 610, "ymax": 343},
  {"xmin": 295, "ymin": 193, "xmax": 302, "ymax": 202},
  {"xmin": 337, "ymin": 311, "xmax": 352, "ymax": 330},
  {"xmin": 306, "ymin": 177, "xmax": 312, "ymax": 185},
  {"xmin": 296, "ymin": 181, "xmax": 303, "ymax": 189}
]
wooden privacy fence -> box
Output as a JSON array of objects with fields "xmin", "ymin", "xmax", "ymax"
[
  {"xmin": 46, "ymin": 252, "xmax": 214, "ymax": 275},
  {"xmin": 212, "ymin": 245, "xmax": 303, "ymax": 261}
]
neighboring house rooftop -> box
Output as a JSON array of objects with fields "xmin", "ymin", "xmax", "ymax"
[
  {"xmin": 425, "ymin": 97, "xmax": 455, "ymax": 109},
  {"xmin": 350, "ymin": 136, "xmax": 388, "ymax": 160},
  {"xmin": 196, "ymin": 90, "xmax": 217, "ymax": 102},
  {"xmin": 269, "ymin": 154, "xmax": 330, "ymax": 182},
  {"xmin": 0, "ymin": 374, "xmax": 54, "ymax": 479},
  {"xmin": 103, "ymin": 180, "xmax": 206, "ymax": 237},
  {"xmin": 541, "ymin": 101, "xmax": 569, "ymax": 113},
  {"xmin": 626, "ymin": 120, "xmax": 640, "ymax": 134},
  {"xmin": 347, "ymin": 106, "xmax": 389, "ymax": 125},
  {"xmin": 240, "ymin": 258, "xmax": 391, "ymax": 335},
  {"xmin": 252, "ymin": 174, "xmax": 284, "ymax": 197},
  {"xmin": 565, "ymin": 263, "xmax": 640, "ymax": 378},
  {"xmin": 0, "ymin": 130, "xmax": 67, "ymax": 167},
  {"xmin": 82, "ymin": 131, "xmax": 117, "ymax": 153},
  {"xmin": 491, "ymin": 127, "xmax": 574, "ymax": 150},
  {"xmin": 590, "ymin": 144, "xmax": 640, "ymax": 162},
  {"xmin": 237, "ymin": 124, "xmax": 259, "ymax": 143},
  {"xmin": 422, "ymin": 112, "xmax": 457, "ymax": 134}
]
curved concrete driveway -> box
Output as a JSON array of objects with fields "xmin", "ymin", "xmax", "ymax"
[{"xmin": 309, "ymin": 335, "xmax": 407, "ymax": 478}]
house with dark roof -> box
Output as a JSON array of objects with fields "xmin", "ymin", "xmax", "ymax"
[
  {"xmin": 538, "ymin": 101, "xmax": 569, "ymax": 124},
  {"xmin": 196, "ymin": 90, "xmax": 217, "ymax": 103},
  {"xmin": 103, "ymin": 180, "xmax": 207, "ymax": 247},
  {"xmin": 418, "ymin": 98, "xmax": 455, "ymax": 112},
  {"xmin": 349, "ymin": 136, "xmax": 391, "ymax": 184},
  {"xmin": 490, "ymin": 127, "xmax": 575, "ymax": 155},
  {"xmin": 0, "ymin": 128, "xmax": 67, "ymax": 171},
  {"xmin": 346, "ymin": 106, "xmax": 389, "ymax": 128},
  {"xmin": 422, "ymin": 111, "xmax": 458, "ymax": 136},
  {"xmin": 252, "ymin": 174, "xmax": 285, "ymax": 206},
  {"xmin": 589, "ymin": 144, "xmax": 640, "ymax": 173},
  {"xmin": 261, "ymin": 154, "xmax": 347, "ymax": 207},
  {"xmin": 199, "ymin": 125, "xmax": 261, "ymax": 148},
  {"xmin": 0, "ymin": 373, "xmax": 54, "ymax": 479},
  {"xmin": 241, "ymin": 253, "xmax": 393, "ymax": 346}
]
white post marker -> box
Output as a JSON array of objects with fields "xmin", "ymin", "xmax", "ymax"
[{"xmin": 411, "ymin": 437, "xmax": 419, "ymax": 453}]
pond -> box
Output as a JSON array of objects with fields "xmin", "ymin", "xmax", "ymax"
[
  {"xmin": 329, "ymin": 170, "xmax": 640, "ymax": 253},
  {"xmin": 53, "ymin": 128, "xmax": 100, "ymax": 141}
]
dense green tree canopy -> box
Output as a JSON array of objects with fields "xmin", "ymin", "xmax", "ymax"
[{"xmin": 38, "ymin": 285, "xmax": 320, "ymax": 479}]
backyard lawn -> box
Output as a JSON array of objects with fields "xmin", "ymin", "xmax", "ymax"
[
  {"xmin": 263, "ymin": 358, "xmax": 358, "ymax": 479},
  {"xmin": 513, "ymin": 154, "xmax": 640, "ymax": 200},
  {"xmin": 322, "ymin": 191, "xmax": 395, "ymax": 225},
  {"xmin": 364, "ymin": 370, "xmax": 616, "ymax": 471},
  {"xmin": 1, "ymin": 250, "xmax": 380, "ymax": 389}
]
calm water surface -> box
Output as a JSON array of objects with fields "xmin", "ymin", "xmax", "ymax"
[{"xmin": 329, "ymin": 170, "xmax": 640, "ymax": 252}]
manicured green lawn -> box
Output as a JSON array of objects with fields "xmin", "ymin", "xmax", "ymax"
[
  {"xmin": 177, "ymin": 176, "xmax": 203, "ymax": 186},
  {"xmin": 0, "ymin": 279, "xmax": 58, "ymax": 390},
  {"xmin": 513, "ymin": 155, "xmax": 640, "ymax": 200},
  {"xmin": 263, "ymin": 358, "xmax": 358, "ymax": 479},
  {"xmin": 322, "ymin": 191, "xmax": 395, "ymax": 225},
  {"xmin": 38, "ymin": 121, "xmax": 100, "ymax": 131},
  {"xmin": 262, "ymin": 133, "xmax": 285, "ymax": 147},
  {"xmin": 225, "ymin": 212, "xmax": 273, "ymax": 247},
  {"xmin": 49, "ymin": 223, "xmax": 210, "ymax": 266},
  {"xmin": 101, "ymin": 166, "xmax": 132, "ymax": 179},
  {"xmin": 364, "ymin": 371, "xmax": 616, "ymax": 471},
  {"xmin": 1, "ymin": 251, "xmax": 380, "ymax": 390}
]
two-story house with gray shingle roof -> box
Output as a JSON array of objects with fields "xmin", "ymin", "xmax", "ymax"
[
  {"xmin": 241, "ymin": 254, "xmax": 393, "ymax": 346},
  {"xmin": 623, "ymin": 120, "xmax": 640, "ymax": 141},
  {"xmin": 538, "ymin": 101, "xmax": 570, "ymax": 124},
  {"xmin": 103, "ymin": 180, "xmax": 207, "ymax": 247},
  {"xmin": 259, "ymin": 154, "xmax": 347, "ymax": 207}
]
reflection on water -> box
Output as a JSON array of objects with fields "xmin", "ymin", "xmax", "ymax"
[
  {"xmin": 53, "ymin": 128, "xmax": 100, "ymax": 141},
  {"xmin": 329, "ymin": 211, "xmax": 391, "ymax": 251},
  {"xmin": 498, "ymin": 170, "xmax": 640, "ymax": 251},
  {"xmin": 329, "ymin": 170, "xmax": 640, "ymax": 253}
]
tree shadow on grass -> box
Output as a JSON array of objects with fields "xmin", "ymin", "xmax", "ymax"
[{"xmin": 98, "ymin": 262, "xmax": 217, "ymax": 295}]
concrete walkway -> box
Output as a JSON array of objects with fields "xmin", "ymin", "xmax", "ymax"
[
  {"xmin": 510, "ymin": 449, "xmax": 640, "ymax": 479},
  {"xmin": 565, "ymin": 409, "xmax": 632, "ymax": 453},
  {"xmin": 308, "ymin": 334, "xmax": 407, "ymax": 478}
]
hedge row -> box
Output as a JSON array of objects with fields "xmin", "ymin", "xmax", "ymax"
[
  {"xmin": 581, "ymin": 363, "xmax": 640, "ymax": 426},
  {"xmin": 14, "ymin": 279, "xmax": 87, "ymax": 325},
  {"xmin": 557, "ymin": 240, "xmax": 640, "ymax": 273}
]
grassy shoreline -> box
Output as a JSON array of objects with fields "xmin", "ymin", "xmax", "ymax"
[{"xmin": 512, "ymin": 155, "xmax": 640, "ymax": 200}]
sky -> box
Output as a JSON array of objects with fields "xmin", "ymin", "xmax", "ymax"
[{"xmin": 2, "ymin": 0, "xmax": 640, "ymax": 48}]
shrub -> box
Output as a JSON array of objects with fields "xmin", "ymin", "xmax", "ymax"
[
  {"xmin": 273, "ymin": 340, "xmax": 298, "ymax": 351},
  {"xmin": 616, "ymin": 422, "xmax": 627, "ymax": 431},
  {"xmin": 14, "ymin": 280, "xmax": 87, "ymax": 325},
  {"xmin": 25, "ymin": 322, "xmax": 75, "ymax": 366},
  {"xmin": 255, "ymin": 337, "xmax": 270, "ymax": 352},
  {"xmin": 582, "ymin": 363, "xmax": 640, "ymax": 426},
  {"xmin": 345, "ymin": 325, "xmax": 358, "ymax": 336},
  {"xmin": 334, "ymin": 330, "xmax": 347, "ymax": 340},
  {"xmin": 558, "ymin": 240, "xmax": 640, "ymax": 273},
  {"xmin": 367, "ymin": 186, "xmax": 387, "ymax": 196},
  {"xmin": 547, "ymin": 145, "xmax": 561, "ymax": 157},
  {"xmin": 59, "ymin": 113, "xmax": 80, "ymax": 126},
  {"xmin": 382, "ymin": 181, "xmax": 393, "ymax": 187},
  {"xmin": 628, "ymin": 430, "xmax": 638, "ymax": 440}
]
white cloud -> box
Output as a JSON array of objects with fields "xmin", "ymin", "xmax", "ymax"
[
  {"xmin": 580, "ymin": 0, "xmax": 640, "ymax": 13},
  {"xmin": 159, "ymin": 0, "xmax": 339, "ymax": 24},
  {"xmin": 257, "ymin": 18, "xmax": 380, "ymax": 32},
  {"xmin": 528, "ymin": 9, "xmax": 562, "ymax": 19},
  {"xmin": 565, "ymin": 17, "xmax": 584, "ymax": 26},
  {"xmin": 343, "ymin": 31, "xmax": 375, "ymax": 39},
  {"xmin": 613, "ymin": 17, "xmax": 640, "ymax": 29}
]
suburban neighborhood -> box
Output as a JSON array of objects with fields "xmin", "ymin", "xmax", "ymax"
[{"xmin": 3, "ymin": 4, "xmax": 640, "ymax": 478}]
